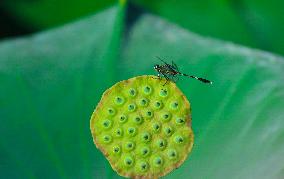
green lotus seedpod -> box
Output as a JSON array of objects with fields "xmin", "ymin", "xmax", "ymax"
[{"xmin": 90, "ymin": 75, "xmax": 194, "ymax": 178}]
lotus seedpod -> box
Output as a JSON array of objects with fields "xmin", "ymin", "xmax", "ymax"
[{"xmin": 90, "ymin": 75, "xmax": 193, "ymax": 178}]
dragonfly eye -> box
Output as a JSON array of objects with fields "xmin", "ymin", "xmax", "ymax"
[{"xmin": 154, "ymin": 65, "xmax": 159, "ymax": 70}]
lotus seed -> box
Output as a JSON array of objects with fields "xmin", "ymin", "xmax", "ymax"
[
  {"xmin": 127, "ymin": 127, "xmax": 137, "ymax": 137},
  {"xmin": 113, "ymin": 145, "xmax": 121, "ymax": 155},
  {"xmin": 133, "ymin": 115, "xmax": 143, "ymax": 124},
  {"xmin": 125, "ymin": 141, "xmax": 135, "ymax": 151},
  {"xmin": 145, "ymin": 110, "xmax": 153, "ymax": 118},
  {"xmin": 128, "ymin": 104, "xmax": 136, "ymax": 112},
  {"xmin": 102, "ymin": 119, "xmax": 112, "ymax": 129},
  {"xmin": 156, "ymin": 138, "xmax": 167, "ymax": 150},
  {"xmin": 175, "ymin": 117, "xmax": 185, "ymax": 125},
  {"xmin": 119, "ymin": 115, "xmax": 127, "ymax": 123},
  {"xmin": 139, "ymin": 98, "xmax": 148, "ymax": 107},
  {"xmin": 141, "ymin": 132, "xmax": 151, "ymax": 143},
  {"xmin": 143, "ymin": 85, "xmax": 152, "ymax": 95},
  {"xmin": 129, "ymin": 88, "xmax": 137, "ymax": 97},
  {"xmin": 107, "ymin": 108, "xmax": 116, "ymax": 116},
  {"xmin": 164, "ymin": 126, "xmax": 174, "ymax": 136},
  {"xmin": 167, "ymin": 149, "xmax": 177, "ymax": 160},
  {"xmin": 159, "ymin": 89, "xmax": 168, "ymax": 97},
  {"xmin": 124, "ymin": 156, "xmax": 134, "ymax": 167},
  {"xmin": 174, "ymin": 135, "xmax": 184, "ymax": 144},
  {"xmin": 154, "ymin": 100, "xmax": 163, "ymax": 110},
  {"xmin": 161, "ymin": 112, "xmax": 171, "ymax": 122},
  {"xmin": 114, "ymin": 128, "xmax": 123, "ymax": 137},
  {"xmin": 115, "ymin": 96, "xmax": 124, "ymax": 105},
  {"xmin": 139, "ymin": 161, "xmax": 149, "ymax": 172},
  {"xmin": 140, "ymin": 146, "xmax": 150, "ymax": 157},
  {"xmin": 153, "ymin": 156, "xmax": 163, "ymax": 167},
  {"xmin": 171, "ymin": 101, "xmax": 179, "ymax": 110},
  {"xmin": 102, "ymin": 135, "xmax": 112, "ymax": 144},
  {"xmin": 152, "ymin": 122, "xmax": 161, "ymax": 133}
]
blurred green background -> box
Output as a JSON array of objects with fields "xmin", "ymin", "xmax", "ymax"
[
  {"xmin": 1, "ymin": 0, "xmax": 284, "ymax": 179},
  {"xmin": 1, "ymin": 0, "xmax": 284, "ymax": 56}
]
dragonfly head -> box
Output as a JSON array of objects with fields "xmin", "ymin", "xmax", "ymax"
[{"xmin": 154, "ymin": 64, "xmax": 160, "ymax": 71}]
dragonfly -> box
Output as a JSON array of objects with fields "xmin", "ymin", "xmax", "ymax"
[{"xmin": 153, "ymin": 57, "xmax": 213, "ymax": 86}]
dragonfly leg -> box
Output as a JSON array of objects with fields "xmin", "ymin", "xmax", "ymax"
[{"xmin": 162, "ymin": 74, "xmax": 171, "ymax": 86}]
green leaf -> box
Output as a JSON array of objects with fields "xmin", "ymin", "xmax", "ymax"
[
  {"xmin": 2, "ymin": 0, "xmax": 116, "ymax": 29},
  {"xmin": 0, "ymin": 4, "xmax": 125, "ymax": 178},
  {"xmin": 1, "ymin": 3, "xmax": 284, "ymax": 179},
  {"xmin": 133, "ymin": 0, "xmax": 284, "ymax": 56},
  {"xmin": 3, "ymin": 0, "xmax": 284, "ymax": 56}
]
